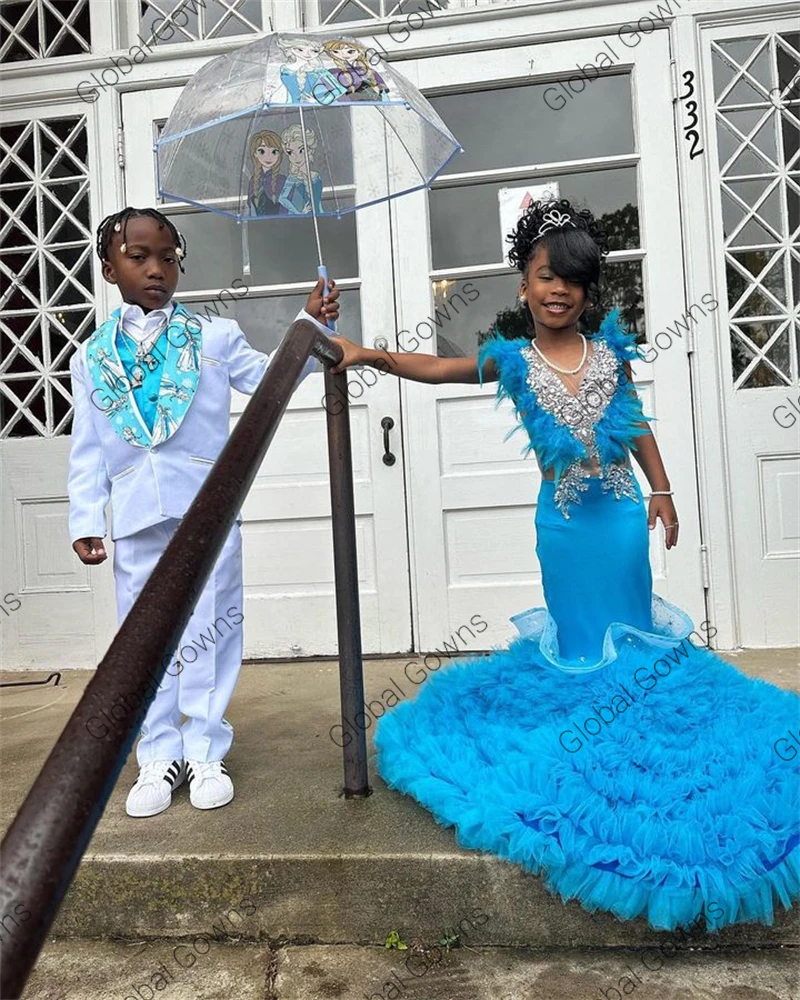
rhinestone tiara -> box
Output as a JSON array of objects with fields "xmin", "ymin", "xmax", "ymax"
[{"xmin": 537, "ymin": 209, "xmax": 577, "ymax": 238}]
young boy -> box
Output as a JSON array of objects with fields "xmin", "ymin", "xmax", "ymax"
[{"xmin": 69, "ymin": 207, "xmax": 338, "ymax": 817}]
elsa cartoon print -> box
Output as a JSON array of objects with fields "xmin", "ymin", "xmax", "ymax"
[{"xmin": 276, "ymin": 36, "xmax": 345, "ymax": 104}]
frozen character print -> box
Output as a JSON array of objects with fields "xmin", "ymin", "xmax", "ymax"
[
  {"xmin": 105, "ymin": 395, "xmax": 128, "ymax": 417},
  {"xmin": 247, "ymin": 130, "xmax": 287, "ymax": 217},
  {"xmin": 279, "ymin": 125, "xmax": 324, "ymax": 216},
  {"xmin": 276, "ymin": 36, "xmax": 346, "ymax": 105},
  {"xmin": 121, "ymin": 425, "xmax": 143, "ymax": 445},
  {"xmin": 160, "ymin": 378, "xmax": 191, "ymax": 404},
  {"xmin": 95, "ymin": 347, "xmax": 128, "ymax": 391},
  {"xmin": 176, "ymin": 330, "xmax": 201, "ymax": 373},
  {"xmin": 126, "ymin": 362, "xmax": 145, "ymax": 390},
  {"xmin": 321, "ymin": 39, "xmax": 390, "ymax": 102},
  {"xmin": 152, "ymin": 403, "xmax": 178, "ymax": 446}
]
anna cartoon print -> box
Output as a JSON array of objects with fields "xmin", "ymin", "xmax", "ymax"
[
  {"xmin": 248, "ymin": 130, "xmax": 287, "ymax": 216},
  {"xmin": 321, "ymin": 39, "xmax": 391, "ymax": 102}
]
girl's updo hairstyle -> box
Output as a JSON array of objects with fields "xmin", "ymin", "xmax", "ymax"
[{"xmin": 507, "ymin": 198, "xmax": 609, "ymax": 309}]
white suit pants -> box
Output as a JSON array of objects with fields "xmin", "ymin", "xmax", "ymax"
[{"xmin": 113, "ymin": 518, "xmax": 243, "ymax": 764}]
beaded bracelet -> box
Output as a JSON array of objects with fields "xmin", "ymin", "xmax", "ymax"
[{"xmin": 650, "ymin": 490, "xmax": 673, "ymax": 496}]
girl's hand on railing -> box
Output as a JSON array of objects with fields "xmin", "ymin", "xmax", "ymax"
[
  {"xmin": 329, "ymin": 336, "xmax": 364, "ymax": 373},
  {"xmin": 305, "ymin": 276, "xmax": 340, "ymax": 324}
]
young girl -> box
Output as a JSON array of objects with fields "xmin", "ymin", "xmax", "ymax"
[
  {"xmin": 247, "ymin": 130, "xmax": 286, "ymax": 217},
  {"xmin": 331, "ymin": 199, "xmax": 799, "ymax": 931},
  {"xmin": 69, "ymin": 207, "xmax": 338, "ymax": 818}
]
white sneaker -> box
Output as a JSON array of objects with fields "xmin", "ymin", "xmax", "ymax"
[
  {"xmin": 186, "ymin": 759, "xmax": 234, "ymax": 810},
  {"xmin": 126, "ymin": 759, "xmax": 185, "ymax": 818}
]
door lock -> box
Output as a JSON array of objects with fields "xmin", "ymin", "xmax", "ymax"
[{"xmin": 374, "ymin": 336, "xmax": 389, "ymax": 351}]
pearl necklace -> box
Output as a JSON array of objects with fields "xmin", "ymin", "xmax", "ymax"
[{"xmin": 531, "ymin": 332, "xmax": 587, "ymax": 375}]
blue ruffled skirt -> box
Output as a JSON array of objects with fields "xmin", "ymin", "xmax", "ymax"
[{"xmin": 374, "ymin": 477, "xmax": 800, "ymax": 930}]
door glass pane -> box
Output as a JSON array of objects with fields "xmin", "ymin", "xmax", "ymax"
[
  {"xmin": 431, "ymin": 272, "xmax": 518, "ymax": 358},
  {"xmin": 429, "ymin": 261, "xmax": 645, "ymax": 359},
  {"xmin": 206, "ymin": 0, "xmax": 262, "ymax": 37},
  {"xmin": 430, "ymin": 75, "xmax": 635, "ymax": 175},
  {"xmin": 140, "ymin": 0, "xmax": 200, "ymax": 43},
  {"xmin": 584, "ymin": 261, "xmax": 645, "ymax": 340},
  {"xmin": 0, "ymin": 116, "xmax": 94, "ymax": 439},
  {"xmin": 319, "ymin": 0, "xmax": 379, "ymax": 23},
  {"xmin": 186, "ymin": 289, "xmax": 363, "ymax": 354},
  {"xmin": 430, "ymin": 167, "xmax": 639, "ymax": 270},
  {"xmin": 168, "ymin": 212, "xmax": 359, "ymax": 290}
]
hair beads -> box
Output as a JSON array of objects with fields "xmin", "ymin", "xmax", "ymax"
[{"xmin": 96, "ymin": 207, "xmax": 188, "ymax": 272}]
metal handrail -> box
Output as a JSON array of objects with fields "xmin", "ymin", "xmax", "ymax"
[{"xmin": 0, "ymin": 319, "xmax": 370, "ymax": 997}]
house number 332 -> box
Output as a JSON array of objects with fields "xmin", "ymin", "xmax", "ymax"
[{"xmin": 680, "ymin": 70, "xmax": 705, "ymax": 160}]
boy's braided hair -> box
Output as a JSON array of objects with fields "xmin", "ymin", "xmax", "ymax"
[{"xmin": 95, "ymin": 207, "xmax": 188, "ymax": 273}]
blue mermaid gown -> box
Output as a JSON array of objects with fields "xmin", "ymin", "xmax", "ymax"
[{"xmin": 374, "ymin": 311, "xmax": 799, "ymax": 932}]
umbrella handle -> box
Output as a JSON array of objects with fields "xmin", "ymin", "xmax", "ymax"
[{"xmin": 318, "ymin": 265, "xmax": 337, "ymax": 332}]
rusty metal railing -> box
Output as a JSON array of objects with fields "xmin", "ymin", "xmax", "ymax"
[{"xmin": 0, "ymin": 319, "xmax": 370, "ymax": 997}]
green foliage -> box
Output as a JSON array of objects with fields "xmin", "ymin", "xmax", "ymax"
[
  {"xmin": 384, "ymin": 930, "xmax": 408, "ymax": 950},
  {"xmin": 438, "ymin": 928, "xmax": 461, "ymax": 951}
]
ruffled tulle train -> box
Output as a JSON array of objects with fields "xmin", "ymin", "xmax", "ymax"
[{"xmin": 374, "ymin": 621, "xmax": 800, "ymax": 931}]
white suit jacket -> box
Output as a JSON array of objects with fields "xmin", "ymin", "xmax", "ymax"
[{"xmin": 68, "ymin": 306, "xmax": 325, "ymax": 542}]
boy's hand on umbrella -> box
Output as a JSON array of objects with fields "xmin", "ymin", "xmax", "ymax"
[{"xmin": 305, "ymin": 276, "xmax": 340, "ymax": 324}]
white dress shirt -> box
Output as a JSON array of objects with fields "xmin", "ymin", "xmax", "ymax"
[{"xmin": 118, "ymin": 300, "xmax": 174, "ymax": 347}]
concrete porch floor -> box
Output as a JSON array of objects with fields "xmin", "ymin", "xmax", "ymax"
[{"xmin": 1, "ymin": 648, "xmax": 798, "ymax": 998}]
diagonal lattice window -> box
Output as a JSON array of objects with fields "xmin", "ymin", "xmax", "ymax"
[
  {"xmin": 0, "ymin": 0, "xmax": 91, "ymax": 62},
  {"xmin": 138, "ymin": 0, "xmax": 262, "ymax": 45},
  {"xmin": 712, "ymin": 31, "xmax": 800, "ymax": 389},
  {"xmin": 319, "ymin": 0, "xmax": 448, "ymax": 26},
  {"xmin": 0, "ymin": 116, "xmax": 95, "ymax": 438}
]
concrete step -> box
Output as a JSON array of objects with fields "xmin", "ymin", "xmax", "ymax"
[
  {"xmin": 2, "ymin": 651, "xmax": 798, "ymax": 953},
  {"xmin": 21, "ymin": 940, "xmax": 800, "ymax": 1000}
]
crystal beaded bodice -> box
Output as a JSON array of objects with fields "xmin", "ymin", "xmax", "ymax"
[{"xmin": 520, "ymin": 339, "xmax": 639, "ymax": 517}]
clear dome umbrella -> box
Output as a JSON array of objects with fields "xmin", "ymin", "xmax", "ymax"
[{"xmin": 155, "ymin": 32, "xmax": 462, "ymax": 317}]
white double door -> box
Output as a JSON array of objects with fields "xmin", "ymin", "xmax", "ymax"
[{"xmin": 1, "ymin": 28, "xmax": 707, "ymax": 670}]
